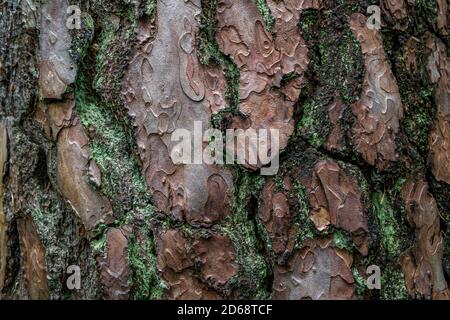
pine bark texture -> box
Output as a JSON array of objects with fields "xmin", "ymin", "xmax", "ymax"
[{"xmin": 0, "ymin": 0, "xmax": 449, "ymax": 300}]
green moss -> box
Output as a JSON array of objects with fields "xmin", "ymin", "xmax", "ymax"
[
  {"xmin": 89, "ymin": 223, "xmax": 109, "ymax": 254},
  {"xmin": 291, "ymin": 181, "xmax": 316, "ymax": 247},
  {"xmin": 83, "ymin": 12, "xmax": 94, "ymax": 30},
  {"xmin": 380, "ymin": 267, "xmax": 409, "ymax": 300},
  {"xmin": 31, "ymin": 206, "xmax": 45, "ymax": 230},
  {"xmin": 199, "ymin": 41, "xmax": 240, "ymax": 111},
  {"xmin": 69, "ymin": 13, "xmax": 95, "ymax": 63},
  {"xmin": 300, "ymin": 7, "xmax": 364, "ymax": 104},
  {"xmin": 415, "ymin": 0, "xmax": 439, "ymax": 34},
  {"xmin": 391, "ymin": 34, "xmax": 436, "ymax": 157},
  {"xmin": 297, "ymin": 97, "xmax": 328, "ymax": 148},
  {"xmin": 352, "ymin": 267, "xmax": 367, "ymax": 299},
  {"xmin": 145, "ymin": 0, "xmax": 156, "ymax": 17},
  {"xmin": 254, "ymin": 0, "xmax": 274, "ymax": 32},
  {"xmin": 219, "ymin": 172, "xmax": 269, "ymax": 299},
  {"xmin": 199, "ymin": 1, "xmax": 240, "ymax": 112},
  {"xmin": 298, "ymin": 9, "xmax": 319, "ymax": 43},
  {"xmin": 93, "ymin": 19, "xmax": 115, "ymax": 91},
  {"xmin": 91, "ymin": 232, "xmax": 107, "ymax": 253},
  {"xmin": 96, "ymin": 22, "xmax": 114, "ymax": 56},
  {"xmin": 333, "ymin": 229, "xmax": 355, "ymax": 252},
  {"xmin": 91, "ymin": 3, "xmax": 138, "ymax": 103},
  {"xmin": 393, "ymin": 177, "xmax": 407, "ymax": 195},
  {"xmin": 297, "ymin": 7, "xmax": 364, "ymax": 150},
  {"xmin": 372, "ymin": 192, "xmax": 401, "ymax": 257},
  {"xmin": 316, "ymin": 26, "xmax": 362, "ymax": 104},
  {"xmin": 401, "ymin": 87, "xmax": 435, "ymax": 155},
  {"xmin": 128, "ymin": 214, "xmax": 166, "ymax": 300},
  {"xmin": 125, "ymin": 7, "xmax": 138, "ymax": 39},
  {"xmin": 346, "ymin": 163, "xmax": 370, "ymax": 195},
  {"xmin": 76, "ymin": 71, "xmax": 163, "ymax": 294},
  {"xmin": 76, "ymin": 72, "xmax": 153, "ymax": 221}
]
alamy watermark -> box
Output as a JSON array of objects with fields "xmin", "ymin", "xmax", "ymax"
[
  {"xmin": 66, "ymin": 5, "xmax": 81, "ymax": 30},
  {"xmin": 66, "ymin": 265, "xmax": 81, "ymax": 290},
  {"xmin": 170, "ymin": 121, "xmax": 280, "ymax": 175},
  {"xmin": 367, "ymin": 5, "xmax": 381, "ymax": 30},
  {"xmin": 366, "ymin": 265, "xmax": 381, "ymax": 290}
]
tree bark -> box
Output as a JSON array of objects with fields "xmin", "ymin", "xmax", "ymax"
[{"xmin": 0, "ymin": 0, "xmax": 449, "ymax": 300}]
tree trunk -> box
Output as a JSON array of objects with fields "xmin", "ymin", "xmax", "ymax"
[{"xmin": 0, "ymin": 0, "xmax": 449, "ymax": 300}]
